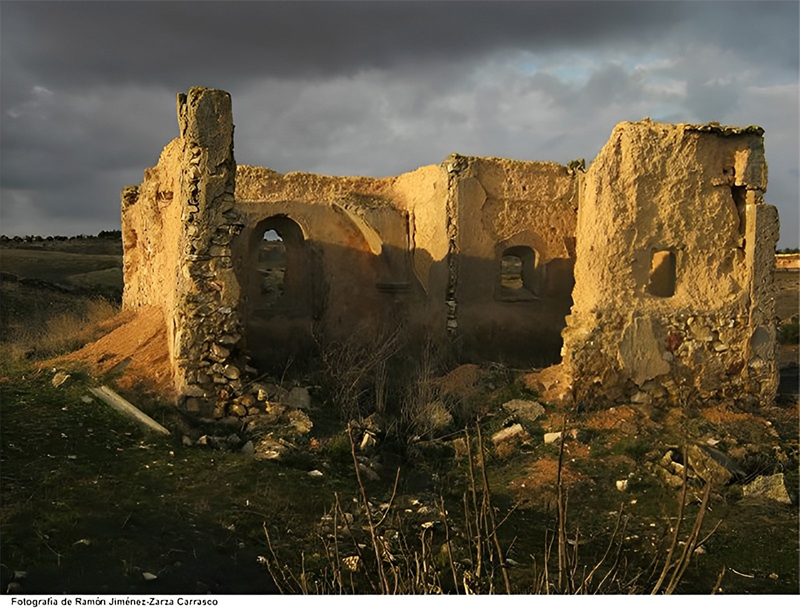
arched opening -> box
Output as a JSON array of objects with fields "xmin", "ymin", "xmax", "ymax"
[
  {"xmin": 480, "ymin": 244, "xmax": 574, "ymax": 367},
  {"xmin": 256, "ymin": 229, "xmax": 286, "ymax": 308},
  {"xmin": 499, "ymin": 245, "xmax": 537, "ymax": 301},
  {"xmin": 245, "ymin": 215, "xmax": 317, "ymax": 371},
  {"xmin": 248, "ymin": 216, "xmax": 311, "ymax": 318}
]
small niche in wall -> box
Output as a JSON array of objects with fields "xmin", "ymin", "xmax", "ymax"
[
  {"xmin": 499, "ymin": 246, "xmax": 537, "ymax": 301},
  {"xmin": 648, "ymin": 250, "xmax": 676, "ymax": 297}
]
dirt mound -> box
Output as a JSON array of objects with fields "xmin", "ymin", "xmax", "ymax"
[
  {"xmin": 57, "ymin": 306, "xmax": 174, "ymax": 399},
  {"xmin": 700, "ymin": 405, "xmax": 754, "ymax": 424},
  {"xmin": 584, "ymin": 405, "xmax": 640, "ymax": 433}
]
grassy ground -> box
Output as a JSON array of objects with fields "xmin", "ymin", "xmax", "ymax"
[
  {"xmin": 0, "ymin": 239, "xmax": 123, "ymax": 302},
  {"xmin": 3, "ymin": 341, "xmax": 796, "ymax": 594},
  {"xmin": 1, "ymin": 240, "xmax": 797, "ymax": 595},
  {"xmin": 0, "ymin": 360, "xmax": 360, "ymax": 593}
]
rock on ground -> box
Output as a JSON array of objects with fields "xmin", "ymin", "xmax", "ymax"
[
  {"xmin": 502, "ymin": 399, "xmax": 545, "ymax": 422},
  {"xmin": 743, "ymin": 473, "xmax": 792, "ymax": 504}
]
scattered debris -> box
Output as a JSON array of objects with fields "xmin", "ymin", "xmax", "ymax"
[
  {"xmin": 360, "ymin": 430, "xmax": 378, "ymax": 450},
  {"xmin": 89, "ymin": 385, "xmax": 170, "ymax": 435},
  {"xmin": 51, "ymin": 370, "xmax": 71, "ymax": 388},
  {"xmin": 358, "ymin": 462, "xmax": 380, "ymax": 481},
  {"xmin": 544, "ymin": 431, "xmax": 562, "ymax": 445},
  {"xmin": 492, "ymin": 424, "xmax": 530, "ymax": 446},
  {"xmin": 254, "ymin": 437, "xmax": 286, "ymax": 461},
  {"xmin": 285, "ymin": 387, "xmax": 311, "ymax": 410},
  {"xmin": 616, "ymin": 479, "xmax": 629, "ymax": 492},
  {"xmin": 502, "ymin": 399, "xmax": 545, "ymax": 422},
  {"xmin": 287, "ymin": 409, "xmax": 313, "ymax": 435}
]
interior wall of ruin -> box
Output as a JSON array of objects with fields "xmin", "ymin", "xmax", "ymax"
[
  {"xmin": 445, "ymin": 156, "xmax": 578, "ymax": 366},
  {"xmin": 231, "ymin": 164, "xmax": 451, "ymax": 370},
  {"xmin": 560, "ymin": 120, "xmax": 779, "ymax": 406}
]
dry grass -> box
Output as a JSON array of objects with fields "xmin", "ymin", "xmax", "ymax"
[{"xmin": 2, "ymin": 297, "xmax": 119, "ymax": 361}]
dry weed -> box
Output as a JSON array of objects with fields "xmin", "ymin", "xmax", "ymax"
[{"xmin": 4, "ymin": 297, "xmax": 119, "ymax": 360}]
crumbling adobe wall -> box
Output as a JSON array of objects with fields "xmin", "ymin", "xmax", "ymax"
[
  {"xmin": 231, "ymin": 164, "xmax": 449, "ymax": 368},
  {"xmin": 558, "ymin": 120, "xmax": 779, "ymax": 407},
  {"xmin": 443, "ymin": 155, "xmax": 578, "ymax": 366},
  {"xmin": 121, "ymin": 138, "xmax": 183, "ymax": 316},
  {"xmin": 121, "ymin": 88, "xmax": 780, "ymax": 417}
]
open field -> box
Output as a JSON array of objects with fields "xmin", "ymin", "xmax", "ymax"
[
  {"xmin": 776, "ymin": 270, "xmax": 799, "ymax": 320},
  {"xmin": 0, "ymin": 248, "xmax": 122, "ymax": 300}
]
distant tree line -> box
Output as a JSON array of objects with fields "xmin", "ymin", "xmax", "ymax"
[
  {"xmin": 0, "ymin": 230, "xmax": 121, "ymax": 243},
  {"xmin": 776, "ymin": 247, "xmax": 800, "ymax": 254}
]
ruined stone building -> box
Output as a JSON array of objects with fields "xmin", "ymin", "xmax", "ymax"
[{"xmin": 121, "ymin": 87, "xmax": 780, "ymax": 417}]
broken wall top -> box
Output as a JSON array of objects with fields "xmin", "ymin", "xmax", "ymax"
[{"xmin": 571, "ymin": 119, "xmax": 768, "ymax": 314}]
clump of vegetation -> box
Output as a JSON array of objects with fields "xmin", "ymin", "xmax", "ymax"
[{"xmin": 778, "ymin": 321, "xmax": 799, "ymax": 345}]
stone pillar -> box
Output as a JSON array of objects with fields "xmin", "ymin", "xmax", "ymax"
[
  {"xmin": 745, "ymin": 200, "xmax": 780, "ymax": 402},
  {"xmin": 171, "ymin": 88, "xmax": 246, "ymax": 416}
]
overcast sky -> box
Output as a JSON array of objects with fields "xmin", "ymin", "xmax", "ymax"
[{"xmin": 1, "ymin": 1, "xmax": 798, "ymax": 246}]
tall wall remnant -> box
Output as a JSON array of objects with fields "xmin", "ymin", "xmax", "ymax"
[
  {"xmin": 121, "ymin": 88, "xmax": 779, "ymax": 417},
  {"xmin": 558, "ymin": 121, "xmax": 779, "ymax": 407}
]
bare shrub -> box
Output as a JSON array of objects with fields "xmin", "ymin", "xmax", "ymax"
[
  {"xmin": 262, "ymin": 418, "xmax": 722, "ymax": 595},
  {"xmin": 317, "ymin": 324, "xmax": 404, "ymax": 422},
  {"xmin": 399, "ymin": 339, "xmax": 454, "ymax": 442}
]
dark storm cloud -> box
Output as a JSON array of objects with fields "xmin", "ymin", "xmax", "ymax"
[
  {"xmin": 3, "ymin": 1, "xmax": 683, "ymax": 89},
  {"xmin": 1, "ymin": 1, "xmax": 798, "ymax": 243},
  {"xmin": 5, "ymin": 1, "xmax": 796, "ymax": 96}
]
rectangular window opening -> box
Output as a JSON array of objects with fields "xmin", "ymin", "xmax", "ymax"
[{"xmin": 648, "ymin": 250, "xmax": 676, "ymax": 297}]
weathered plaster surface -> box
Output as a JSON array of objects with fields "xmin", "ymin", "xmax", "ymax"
[
  {"xmin": 558, "ymin": 120, "xmax": 779, "ymax": 407},
  {"xmin": 121, "ymin": 89, "xmax": 779, "ymax": 417}
]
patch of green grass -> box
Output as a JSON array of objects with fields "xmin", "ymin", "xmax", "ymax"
[
  {"xmin": 0, "ymin": 359, "xmax": 354, "ymax": 593},
  {"xmin": 609, "ymin": 436, "xmax": 651, "ymax": 461}
]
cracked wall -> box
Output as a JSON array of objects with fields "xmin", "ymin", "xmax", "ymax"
[{"xmin": 556, "ymin": 120, "xmax": 779, "ymax": 407}]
